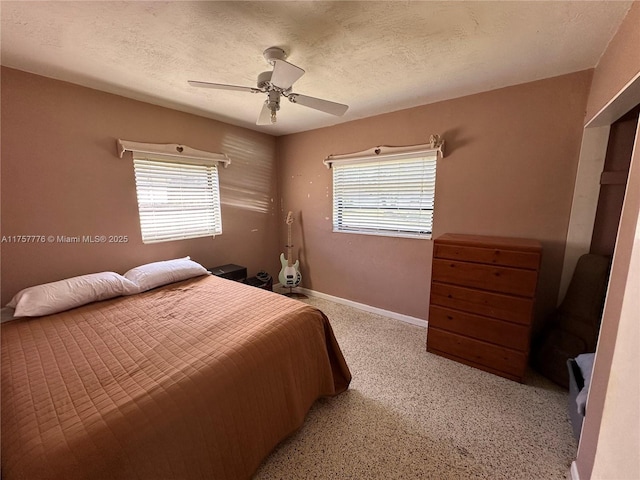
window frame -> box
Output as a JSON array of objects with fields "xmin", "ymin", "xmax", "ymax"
[
  {"xmin": 325, "ymin": 143, "xmax": 443, "ymax": 240},
  {"xmin": 117, "ymin": 139, "xmax": 231, "ymax": 244}
]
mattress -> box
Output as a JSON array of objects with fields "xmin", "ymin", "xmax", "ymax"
[{"xmin": 1, "ymin": 275, "xmax": 351, "ymax": 479}]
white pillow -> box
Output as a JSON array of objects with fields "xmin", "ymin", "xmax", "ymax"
[
  {"xmin": 6, "ymin": 272, "xmax": 138, "ymax": 317},
  {"xmin": 123, "ymin": 257, "xmax": 208, "ymax": 293}
]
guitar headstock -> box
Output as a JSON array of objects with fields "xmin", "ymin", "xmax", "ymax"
[{"xmin": 285, "ymin": 211, "xmax": 294, "ymax": 225}]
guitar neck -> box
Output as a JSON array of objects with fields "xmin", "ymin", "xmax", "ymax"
[{"xmin": 287, "ymin": 222, "xmax": 293, "ymax": 267}]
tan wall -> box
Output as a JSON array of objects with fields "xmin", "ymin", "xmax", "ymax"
[
  {"xmin": 277, "ymin": 70, "xmax": 592, "ymax": 327},
  {"xmin": 1, "ymin": 67, "xmax": 281, "ymax": 304},
  {"xmin": 585, "ymin": 2, "xmax": 640, "ymax": 124}
]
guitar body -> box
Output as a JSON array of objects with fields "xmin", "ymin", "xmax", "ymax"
[{"xmin": 278, "ymin": 253, "xmax": 302, "ymax": 287}]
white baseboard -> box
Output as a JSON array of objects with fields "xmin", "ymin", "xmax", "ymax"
[
  {"xmin": 278, "ymin": 284, "xmax": 427, "ymax": 328},
  {"xmin": 570, "ymin": 461, "xmax": 580, "ymax": 480}
]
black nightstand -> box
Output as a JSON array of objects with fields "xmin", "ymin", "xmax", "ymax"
[{"xmin": 208, "ymin": 264, "xmax": 247, "ymax": 282}]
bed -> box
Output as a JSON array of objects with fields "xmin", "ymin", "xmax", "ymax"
[{"xmin": 1, "ymin": 272, "xmax": 351, "ymax": 479}]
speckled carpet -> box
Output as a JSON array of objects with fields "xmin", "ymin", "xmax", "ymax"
[{"xmin": 254, "ymin": 296, "xmax": 577, "ymax": 479}]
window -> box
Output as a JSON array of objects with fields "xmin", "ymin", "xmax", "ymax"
[
  {"xmin": 133, "ymin": 156, "xmax": 222, "ymax": 243},
  {"xmin": 330, "ymin": 148, "xmax": 438, "ymax": 239}
]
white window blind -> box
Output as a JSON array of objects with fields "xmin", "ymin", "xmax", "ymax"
[
  {"xmin": 133, "ymin": 156, "xmax": 222, "ymax": 243},
  {"xmin": 332, "ymin": 152, "xmax": 437, "ymax": 239}
]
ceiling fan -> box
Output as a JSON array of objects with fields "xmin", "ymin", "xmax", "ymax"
[{"xmin": 188, "ymin": 47, "xmax": 349, "ymax": 125}]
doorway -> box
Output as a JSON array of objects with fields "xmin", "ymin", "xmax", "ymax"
[{"xmin": 590, "ymin": 105, "xmax": 639, "ymax": 256}]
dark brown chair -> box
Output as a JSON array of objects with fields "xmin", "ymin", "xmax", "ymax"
[{"xmin": 532, "ymin": 254, "xmax": 611, "ymax": 388}]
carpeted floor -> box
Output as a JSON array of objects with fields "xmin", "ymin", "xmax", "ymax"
[{"xmin": 254, "ymin": 296, "xmax": 577, "ymax": 479}]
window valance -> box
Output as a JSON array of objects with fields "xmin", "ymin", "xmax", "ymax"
[
  {"xmin": 116, "ymin": 139, "xmax": 231, "ymax": 168},
  {"xmin": 323, "ymin": 135, "xmax": 444, "ymax": 169}
]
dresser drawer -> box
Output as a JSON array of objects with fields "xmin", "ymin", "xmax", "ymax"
[
  {"xmin": 430, "ymin": 282, "xmax": 533, "ymax": 325},
  {"xmin": 432, "ymin": 259, "xmax": 539, "ymax": 297},
  {"xmin": 427, "ymin": 328, "xmax": 527, "ymax": 379},
  {"xmin": 434, "ymin": 244, "xmax": 540, "ymax": 270},
  {"xmin": 428, "ymin": 305, "xmax": 530, "ymax": 350}
]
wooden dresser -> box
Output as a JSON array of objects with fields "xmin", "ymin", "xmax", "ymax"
[{"xmin": 427, "ymin": 233, "xmax": 542, "ymax": 382}]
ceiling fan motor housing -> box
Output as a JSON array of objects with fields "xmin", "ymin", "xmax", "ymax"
[{"xmin": 257, "ymin": 71, "xmax": 272, "ymax": 90}]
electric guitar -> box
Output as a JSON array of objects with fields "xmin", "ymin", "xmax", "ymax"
[{"xmin": 278, "ymin": 211, "xmax": 302, "ymax": 288}]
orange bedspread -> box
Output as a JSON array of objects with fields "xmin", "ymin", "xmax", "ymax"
[{"xmin": 1, "ymin": 275, "xmax": 351, "ymax": 479}]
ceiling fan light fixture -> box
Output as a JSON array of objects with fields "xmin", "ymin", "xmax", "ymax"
[{"xmin": 258, "ymin": 92, "xmax": 280, "ymax": 126}]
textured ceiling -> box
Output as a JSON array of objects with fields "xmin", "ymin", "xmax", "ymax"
[{"xmin": 0, "ymin": 1, "xmax": 633, "ymax": 136}]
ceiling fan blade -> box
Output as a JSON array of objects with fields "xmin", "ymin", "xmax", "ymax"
[
  {"xmin": 270, "ymin": 59, "xmax": 305, "ymax": 90},
  {"xmin": 289, "ymin": 94, "xmax": 349, "ymax": 116},
  {"xmin": 256, "ymin": 102, "xmax": 272, "ymax": 125},
  {"xmin": 188, "ymin": 80, "xmax": 259, "ymax": 93}
]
